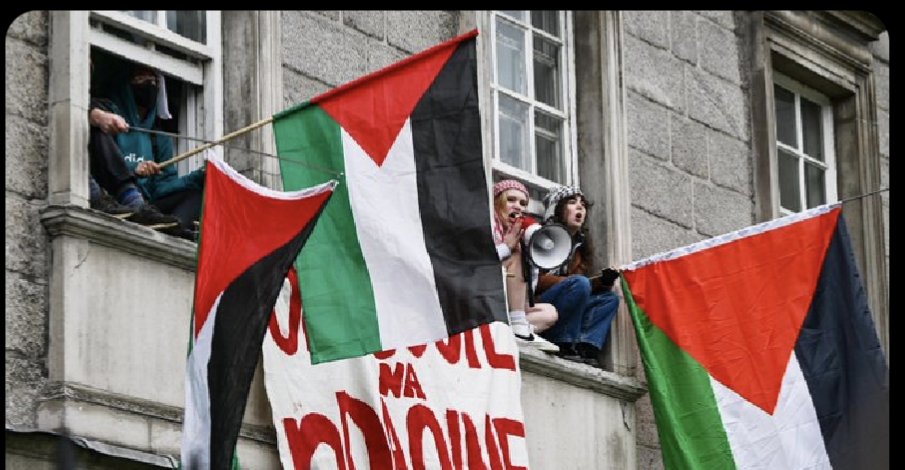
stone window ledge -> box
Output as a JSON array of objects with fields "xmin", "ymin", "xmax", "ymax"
[
  {"xmin": 39, "ymin": 205, "xmax": 647, "ymax": 401},
  {"xmin": 7, "ymin": 425, "xmax": 178, "ymax": 468},
  {"xmin": 40, "ymin": 204, "xmax": 197, "ymax": 271},
  {"xmin": 518, "ymin": 346, "xmax": 647, "ymax": 402}
]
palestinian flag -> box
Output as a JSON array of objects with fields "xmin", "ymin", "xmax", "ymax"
[
  {"xmin": 622, "ymin": 205, "xmax": 888, "ymax": 469},
  {"xmin": 273, "ymin": 29, "xmax": 507, "ymax": 364},
  {"xmin": 180, "ymin": 157, "xmax": 335, "ymax": 469}
]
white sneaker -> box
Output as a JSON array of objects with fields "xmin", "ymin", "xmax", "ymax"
[
  {"xmin": 512, "ymin": 324, "xmax": 560, "ymax": 354},
  {"xmin": 511, "ymin": 322, "xmax": 533, "ymax": 338}
]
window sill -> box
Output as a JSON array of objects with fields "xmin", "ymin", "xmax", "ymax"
[
  {"xmin": 39, "ymin": 206, "xmax": 647, "ymax": 402},
  {"xmin": 40, "ymin": 204, "xmax": 197, "ymax": 271},
  {"xmin": 518, "ymin": 345, "xmax": 647, "ymax": 402}
]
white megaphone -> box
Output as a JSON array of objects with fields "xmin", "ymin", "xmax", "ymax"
[{"xmin": 526, "ymin": 223, "xmax": 572, "ymax": 270}]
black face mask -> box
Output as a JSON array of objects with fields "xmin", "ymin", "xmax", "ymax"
[{"xmin": 131, "ymin": 83, "xmax": 158, "ymax": 109}]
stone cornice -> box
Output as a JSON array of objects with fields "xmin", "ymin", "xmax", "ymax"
[
  {"xmin": 40, "ymin": 381, "xmax": 278, "ymax": 445},
  {"xmin": 518, "ymin": 346, "xmax": 647, "ymax": 402},
  {"xmin": 823, "ymin": 11, "xmax": 886, "ymax": 40},
  {"xmin": 765, "ymin": 11, "xmax": 879, "ymax": 71},
  {"xmin": 39, "ymin": 204, "xmax": 198, "ymax": 271}
]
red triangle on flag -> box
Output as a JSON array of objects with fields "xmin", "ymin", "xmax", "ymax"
[
  {"xmin": 193, "ymin": 160, "xmax": 333, "ymax": 339},
  {"xmin": 312, "ymin": 30, "xmax": 477, "ymax": 167},
  {"xmin": 624, "ymin": 208, "xmax": 841, "ymax": 414}
]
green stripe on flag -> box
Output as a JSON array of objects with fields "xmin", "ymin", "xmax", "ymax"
[
  {"xmin": 275, "ymin": 106, "xmax": 381, "ymax": 361},
  {"xmin": 622, "ymin": 277, "xmax": 736, "ymax": 470}
]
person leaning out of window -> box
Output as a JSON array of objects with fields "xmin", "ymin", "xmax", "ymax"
[{"xmin": 535, "ymin": 185, "xmax": 620, "ymax": 368}]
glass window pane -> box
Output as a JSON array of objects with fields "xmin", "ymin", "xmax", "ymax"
[
  {"xmin": 496, "ymin": 19, "xmax": 527, "ymax": 95},
  {"xmin": 123, "ymin": 10, "xmax": 157, "ymax": 23},
  {"xmin": 499, "ymin": 94, "xmax": 530, "ymax": 171},
  {"xmin": 774, "ymin": 84, "xmax": 797, "ymax": 148},
  {"xmin": 531, "ymin": 11, "xmax": 560, "ymax": 37},
  {"xmin": 533, "ymin": 34, "xmax": 561, "ymax": 109},
  {"xmin": 800, "ymin": 96, "xmax": 823, "ymax": 161},
  {"xmin": 500, "ymin": 11, "xmax": 526, "ymax": 21},
  {"xmin": 535, "ymin": 111, "xmax": 564, "ymax": 182},
  {"xmin": 778, "ymin": 149, "xmax": 801, "ymax": 212},
  {"xmin": 805, "ymin": 162, "xmax": 826, "ymax": 208},
  {"xmin": 167, "ymin": 11, "xmax": 206, "ymax": 44}
]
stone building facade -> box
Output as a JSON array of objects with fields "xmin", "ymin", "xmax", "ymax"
[{"xmin": 6, "ymin": 10, "xmax": 887, "ymax": 469}]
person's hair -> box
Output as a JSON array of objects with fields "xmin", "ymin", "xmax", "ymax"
[
  {"xmin": 552, "ymin": 194, "xmax": 594, "ymax": 274},
  {"xmin": 494, "ymin": 183, "xmax": 528, "ymax": 220},
  {"xmin": 494, "ymin": 191, "xmax": 510, "ymax": 217}
]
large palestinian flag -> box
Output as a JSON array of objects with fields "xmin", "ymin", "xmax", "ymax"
[
  {"xmin": 180, "ymin": 157, "xmax": 335, "ymax": 469},
  {"xmin": 273, "ymin": 29, "xmax": 507, "ymax": 364},
  {"xmin": 622, "ymin": 205, "xmax": 888, "ymax": 469}
]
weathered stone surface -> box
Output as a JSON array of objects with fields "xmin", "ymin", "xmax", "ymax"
[
  {"xmin": 5, "ymin": 114, "xmax": 48, "ymax": 199},
  {"xmin": 881, "ymin": 155, "xmax": 889, "ymax": 256},
  {"xmin": 5, "ymin": 36, "xmax": 48, "ymax": 125},
  {"xmin": 281, "ymin": 11, "xmax": 368, "ymax": 87},
  {"xmin": 699, "ymin": 18, "xmax": 741, "ymax": 84},
  {"xmin": 627, "ymin": 93, "xmax": 670, "ymax": 162},
  {"xmin": 693, "ymin": 182, "xmax": 753, "ymax": 237},
  {"xmin": 697, "ymin": 10, "xmax": 735, "ymax": 30},
  {"xmin": 5, "ymin": 272, "xmax": 48, "ymax": 358},
  {"xmin": 869, "ymin": 31, "xmax": 888, "ymax": 62},
  {"xmin": 708, "ymin": 130, "xmax": 751, "ymax": 194},
  {"xmin": 313, "ymin": 11, "xmax": 340, "ymax": 21},
  {"xmin": 6, "ymin": 10, "xmax": 47, "ymax": 47},
  {"xmin": 386, "ymin": 11, "xmax": 458, "ymax": 55},
  {"xmin": 874, "ymin": 59, "xmax": 888, "ymax": 111},
  {"xmin": 624, "ymin": 35, "xmax": 686, "ymax": 113},
  {"xmin": 5, "ymin": 193, "xmax": 48, "ymax": 279},
  {"xmin": 281, "ymin": 67, "xmax": 330, "ymax": 109},
  {"xmin": 687, "ymin": 66, "xmax": 749, "ymax": 141},
  {"xmin": 366, "ymin": 39, "xmax": 408, "ymax": 75},
  {"xmin": 878, "ymin": 108, "xmax": 888, "ymax": 157},
  {"xmin": 6, "ymin": 355, "xmax": 45, "ymax": 428},
  {"xmin": 630, "ymin": 206, "xmax": 703, "ymax": 260},
  {"xmin": 671, "ymin": 115, "xmax": 708, "ymax": 179},
  {"xmin": 634, "ymin": 393, "xmax": 659, "ymax": 446},
  {"xmin": 637, "ymin": 444, "xmax": 666, "ymax": 470},
  {"xmin": 623, "ymin": 11, "xmax": 669, "ymax": 50},
  {"xmin": 629, "ymin": 152, "xmax": 694, "ymax": 228},
  {"xmin": 670, "ymin": 11, "xmax": 697, "ymax": 65},
  {"xmin": 344, "ymin": 10, "xmax": 385, "ymax": 40}
]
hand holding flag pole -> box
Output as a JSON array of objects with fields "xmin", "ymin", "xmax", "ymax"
[{"xmin": 155, "ymin": 116, "xmax": 275, "ymax": 170}]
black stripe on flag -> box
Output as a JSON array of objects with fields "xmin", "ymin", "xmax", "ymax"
[
  {"xmin": 794, "ymin": 215, "xmax": 888, "ymax": 470},
  {"xmin": 206, "ymin": 213, "xmax": 323, "ymax": 469},
  {"xmin": 409, "ymin": 37, "xmax": 508, "ymax": 335}
]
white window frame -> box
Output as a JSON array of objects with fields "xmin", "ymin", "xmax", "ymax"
[
  {"xmin": 482, "ymin": 10, "xmax": 578, "ymax": 211},
  {"xmin": 773, "ymin": 72, "xmax": 837, "ymax": 215},
  {"xmin": 88, "ymin": 10, "xmax": 223, "ymax": 175}
]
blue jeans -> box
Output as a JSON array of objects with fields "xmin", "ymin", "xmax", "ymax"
[{"xmin": 538, "ymin": 275, "xmax": 619, "ymax": 350}]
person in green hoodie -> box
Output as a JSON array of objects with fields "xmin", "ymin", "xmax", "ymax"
[{"xmin": 88, "ymin": 62, "xmax": 204, "ymax": 240}]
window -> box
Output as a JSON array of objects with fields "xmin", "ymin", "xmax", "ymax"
[
  {"xmin": 487, "ymin": 10, "xmax": 577, "ymax": 206},
  {"xmin": 88, "ymin": 10, "xmax": 222, "ymax": 176},
  {"xmin": 772, "ymin": 73, "xmax": 837, "ymax": 214},
  {"xmin": 121, "ymin": 11, "xmax": 208, "ymax": 43},
  {"xmin": 754, "ymin": 11, "xmax": 887, "ymax": 356}
]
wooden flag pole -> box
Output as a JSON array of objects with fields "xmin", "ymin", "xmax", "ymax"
[{"xmin": 157, "ymin": 116, "xmax": 274, "ymax": 169}]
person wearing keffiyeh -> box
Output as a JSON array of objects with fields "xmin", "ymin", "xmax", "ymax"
[{"xmin": 535, "ymin": 185, "xmax": 620, "ymax": 367}]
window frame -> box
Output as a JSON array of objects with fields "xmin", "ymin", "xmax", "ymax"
[
  {"xmin": 772, "ymin": 72, "xmax": 838, "ymax": 215},
  {"xmin": 473, "ymin": 11, "xmax": 635, "ymax": 376},
  {"xmin": 752, "ymin": 11, "xmax": 888, "ymax": 357},
  {"xmin": 482, "ymin": 10, "xmax": 579, "ymax": 209},
  {"xmin": 88, "ymin": 10, "xmax": 223, "ymax": 175}
]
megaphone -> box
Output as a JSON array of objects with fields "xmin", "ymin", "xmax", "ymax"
[{"xmin": 526, "ymin": 223, "xmax": 572, "ymax": 270}]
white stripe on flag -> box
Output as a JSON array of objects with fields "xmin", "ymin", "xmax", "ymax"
[
  {"xmin": 713, "ymin": 352, "xmax": 831, "ymax": 469},
  {"xmin": 343, "ymin": 120, "xmax": 447, "ymax": 350},
  {"xmin": 181, "ymin": 293, "xmax": 222, "ymax": 469}
]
